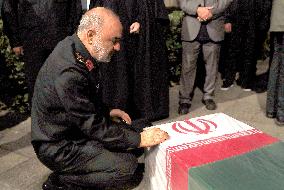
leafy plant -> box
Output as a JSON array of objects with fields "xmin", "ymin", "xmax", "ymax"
[
  {"xmin": 166, "ymin": 10, "xmax": 184, "ymax": 85},
  {"xmin": 0, "ymin": 19, "xmax": 29, "ymax": 113}
]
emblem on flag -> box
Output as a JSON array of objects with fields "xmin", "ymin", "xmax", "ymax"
[{"xmin": 172, "ymin": 118, "xmax": 217, "ymax": 134}]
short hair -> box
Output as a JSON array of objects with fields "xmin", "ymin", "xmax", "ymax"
[
  {"xmin": 77, "ymin": 7, "xmax": 119, "ymax": 36},
  {"xmin": 77, "ymin": 10, "xmax": 103, "ymax": 35}
]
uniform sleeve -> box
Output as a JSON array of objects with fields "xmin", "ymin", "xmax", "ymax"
[
  {"xmin": 54, "ymin": 67, "xmax": 141, "ymax": 149},
  {"xmin": 1, "ymin": 0, "xmax": 22, "ymax": 48}
]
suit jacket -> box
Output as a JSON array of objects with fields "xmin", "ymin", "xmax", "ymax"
[
  {"xmin": 270, "ymin": 0, "xmax": 284, "ymax": 32},
  {"xmin": 178, "ymin": 0, "xmax": 233, "ymax": 42}
]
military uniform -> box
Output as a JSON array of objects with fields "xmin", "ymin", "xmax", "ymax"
[{"xmin": 31, "ymin": 34, "xmax": 144, "ymax": 189}]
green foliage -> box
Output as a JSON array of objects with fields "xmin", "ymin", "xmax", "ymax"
[
  {"xmin": 0, "ymin": 19, "xmax": 29, "ymax": 113},
  {"xmin": 166, "ymin": 10, "xmax": 184, "ymax": 84},
  {"xmin": 260, "ymin": 33, "xmax": 270, "ymax": 60}
]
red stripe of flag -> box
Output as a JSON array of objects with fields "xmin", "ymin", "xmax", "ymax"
[{"xmin": 166, "ymin": 130, "xmax": 279, "ymax": 190}]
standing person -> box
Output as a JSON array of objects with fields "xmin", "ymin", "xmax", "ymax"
[
  {"xmin": 219, "ymin": 1, "xmax": 237, "ymax": 90},
  {"xmin": 177, "ymin": 0, "xmax": 233, "ymax": 115},
  {"xmin": 266, "ymin": 0, "xmax": 284, "ymax": 126},
  {"xmin": 90, "ymin": 0, "xmax": 170, "ymax": 121},
  {"xmin": 1, "ymin": 0, "xmax": 82, "ymax": 105},
  {"xmin": 32, "ymin": 7, "xmax": 169, "ymax": 190},
  {"xmin": 134, "ymin": 0, "xmax": 169, "ymax": 121},
  {"xmin": 89, "ymin": 0, "xmax": 141, "ymax": 119},
  {"xmin": 220, "ymin": 0, "xmax": 272, "ymax": 91}
]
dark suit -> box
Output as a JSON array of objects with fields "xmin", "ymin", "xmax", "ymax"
[
  {"xmin": 178, "ymin": 0, "xmax": 232, "ymax": 104},
  {"xmin": 31, "ymin": 34, "xmax": 145, "ymax": 189}
]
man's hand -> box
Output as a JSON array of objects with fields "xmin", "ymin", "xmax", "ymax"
[
  {"xmin": 197, "ymin": 6, "xmax": 213, "ymax": 22},
  {"xmin": 110, "ymin": 109, "xmax": 132, "ymax": 124},
  {"xmin": 139, "ymin": 128, "xmax": 169, "ymax": 147},
  {"xmin": 129, "ymin": 22, "xmax": 140, "ymax": 34},
  {"xmin": 224, "ymin": 23, "xmax": 232, "ymax": 33},
  {"xmin": 12, "ymin": 46, "xmax": 24, "ymax": 56}
]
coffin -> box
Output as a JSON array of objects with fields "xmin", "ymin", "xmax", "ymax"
[{"xmin": 143, "ymin": 113, "xmax": 284, "ymax": 190}]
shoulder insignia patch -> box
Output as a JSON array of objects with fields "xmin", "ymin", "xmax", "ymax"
[{"xmin": 75, "ymin": 52, "xmax": 95, "ymax": 71}]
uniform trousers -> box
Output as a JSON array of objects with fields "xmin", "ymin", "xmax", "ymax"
[{"xmin": 34, "ymin": 139, "xmax": 140, "ymax": 189}]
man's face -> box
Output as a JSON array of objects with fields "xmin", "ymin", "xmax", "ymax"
[{"xmin": 91, "ymin": 19, "xmax": 122, "ymax": 63}]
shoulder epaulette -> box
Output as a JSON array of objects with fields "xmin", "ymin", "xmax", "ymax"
[{"xmin": 74, "ymin": 52, "xmax": 95, "ymax": 71}]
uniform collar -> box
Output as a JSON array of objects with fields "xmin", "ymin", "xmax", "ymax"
[{"xmin": 73, "ymin": 33, "xmax": 99, "ymax": 71}]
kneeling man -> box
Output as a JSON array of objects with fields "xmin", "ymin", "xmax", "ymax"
[{"xmin": 31, "ymin": 7, "xmax": 169, "ymax": 190}]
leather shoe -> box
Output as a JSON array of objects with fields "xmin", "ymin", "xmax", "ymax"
[
  {"xmin": 43, "ymin": 174, "xmax": 97, "ymax": 190},
  {"xmin": 266, "ymin": 112, "xmax": 276, "ymax": 118},
  {"xmin": 178, "ymin": 103, "xmax": 190, "ymax": 115},
  {"xmin": 275, "ymin": 116, "xmax": 284, "ymax": 126},
  {"xmin": 252, "ymin": 86, "xmax": 267, "ymax": 93},
  {"xmin": 202, "ymin": 99, "xmax": 217, "ymax": 110},
  {"xmin": 42, "ymin": 174, "xmax": 67, "ymax": 190}
]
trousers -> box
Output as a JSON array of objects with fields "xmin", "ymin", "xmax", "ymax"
[
  {"xmin": 34, "ymin": 139, "xmax": 141, "ymax": 189},
  {"xmin": 179, "ymin": 41, "xmax": 220, "ymax": 104}
]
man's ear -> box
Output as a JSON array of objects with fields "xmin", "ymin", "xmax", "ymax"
[{"xmin": 87, "ymin": 30, "xmax": 96, "ymax": 45}]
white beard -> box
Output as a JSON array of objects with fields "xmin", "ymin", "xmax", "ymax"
[{"xmin": 92, "ymin": 40, "xmax": 112, "ymax": 63}]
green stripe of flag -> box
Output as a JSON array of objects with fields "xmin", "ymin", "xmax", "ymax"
[{"xmin": 188, "ymin": 142, "xmax": 284, "ymax": 190}]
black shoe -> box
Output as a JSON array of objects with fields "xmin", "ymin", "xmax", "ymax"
[
  {"xmin": 178, "ymin": 103, "xmax": 190, "ymax": 115},
  {"xmin": 42, "ymin": 174, "xmax": 67, "ymax": 190},
  {"xmin": 275, "ymin": 116, "xmax": 284, "ymax": 126},
  {"xmin": 220, "ymin": 81, "xmax": 234, "ymax": 91},
  {"xmin": 202, "ymin": 99, "xmax": 217, "ymax": 110},
  {"xmin": 252, "ymin": 86, "xmax": 267, "ymax": 93},
  {"xmin": 239, "ymin": 82, "xmax": 252, "ymax": 92},
  {"xmin": 236, "ymin": 79, "xmax": 241, "ymax": 86},
  {"xmin": 236, "ymin": 80, "xmax": 251, "ymax": 91},
  {"xmin": 266, "ymin": 112, "xmax": 276, "ymax": 118}
]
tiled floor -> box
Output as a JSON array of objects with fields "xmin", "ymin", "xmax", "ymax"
[{"xmin": 1, "ymin": 59, "xmax": 283, "ymax": 190}]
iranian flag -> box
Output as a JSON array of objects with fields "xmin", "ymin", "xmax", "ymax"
[{"xmin": 144, "ymin": 113, "xmax": 284, "ymax": 190}]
